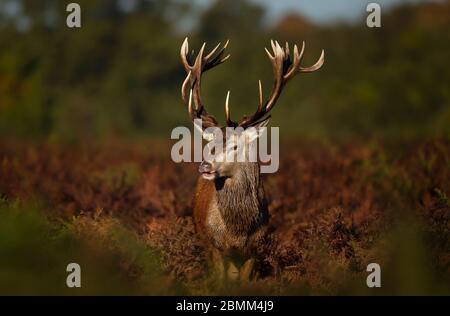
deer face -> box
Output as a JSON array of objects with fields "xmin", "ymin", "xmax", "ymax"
[{"xmin": 198, "ymin": 122, "xmax": 268, "ymax": 180}]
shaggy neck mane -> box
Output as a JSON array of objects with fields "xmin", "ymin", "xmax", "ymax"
[{"xmin": 214, "ymin": 162, "xmax": 264, "ymax": 235}]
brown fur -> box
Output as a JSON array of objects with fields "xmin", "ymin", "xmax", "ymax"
[{"xmin": 193, "ymin": 162, "xmax": 268, "ymax": 261}]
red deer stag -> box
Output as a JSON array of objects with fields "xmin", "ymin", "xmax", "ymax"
[{"xmin": 180, "ymin": 37, "xmax": 324, "ymax": 281}]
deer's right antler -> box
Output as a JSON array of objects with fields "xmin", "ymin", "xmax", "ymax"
[{"xmin": 180, "ymin": 37, "xmax": 230, "ymax": 129}]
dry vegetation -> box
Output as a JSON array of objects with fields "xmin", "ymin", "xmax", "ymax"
[{"xmin": 0, "ymin": 139, "xmax": 449, "ymax": 295}]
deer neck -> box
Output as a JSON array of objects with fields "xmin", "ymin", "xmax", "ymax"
[{"xmin": 214, "ymin": 162, "xmax": 264, "ymax": 235}]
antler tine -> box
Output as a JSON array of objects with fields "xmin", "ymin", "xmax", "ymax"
[
  {"xmin": 284, "ymin": 42, "xmax": 298, "ymax": 80},
  {"xmin": 181, "ymin": 71, "xmax": 191, "ymax": 103},
  {"xmin": 224, "ymin": 91, "xmax": 232, "ymax": 126},
  {"xmin": 285, "ymin": 42, "xmax": 290, "ymax": 60},
  {"xmin": 284, "ymin": 41, "xmax": 305, "ymax": 80},
  {"xmin": 299, "ymin": 40, "xmax": 306, "ymax": 61},
  {"xmin": 258, "ymin": 80, "xmax": 263, "ymax": 111},
  {"xmin": 193, "ymin": 42, "xmax": 206, "ymax": 78},
  {"xmin": 270, "ymin": 40, "xmax": 277, "ymax": 54},
  {"xmin": 264, "ymin": 47, "xmax": 274, "ymax": 60},
  {"xmin": 300, "ymin": 49, "xmax": 325, "ymax": 73},
  {"xmin": 188, "ymin": 88, "xmax": 194, "ymax": 118},
  {"xmin": 180, "ymin": 37, "xmax": 190, "ymax": 71},
  {"xmin": 205, "ymin": 42, "xmax": 221, "ymax": 60},
  {"xmin": 205, "ymin": 39, "xmax": 230, "ymax": 71}
]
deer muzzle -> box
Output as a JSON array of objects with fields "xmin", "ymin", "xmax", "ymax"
[{"xmin": 199, "ymin": 161, "xmax": 217, "ymax": 180}]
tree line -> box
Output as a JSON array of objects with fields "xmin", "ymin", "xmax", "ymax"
[{"xmin": 0, "ymin": 0, "xmax": 449, "ymax": 142}]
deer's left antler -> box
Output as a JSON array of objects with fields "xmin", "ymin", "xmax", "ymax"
[
  {"xmin": 238, "ymin": 40, "xmax": 324, "ymax": 128},
  {"xmin": 180, "ymin": 37, "xmax": 230, "ymax": 129}
]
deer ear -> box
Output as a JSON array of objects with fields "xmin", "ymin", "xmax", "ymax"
[{"xmin": 244, "ymin": 117, "xmax": 270, "ymax": 142}]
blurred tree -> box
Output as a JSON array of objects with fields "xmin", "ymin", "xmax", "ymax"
[{"xmin": 198, "ymin": 0, "xmax": 264, "ymax": 42}]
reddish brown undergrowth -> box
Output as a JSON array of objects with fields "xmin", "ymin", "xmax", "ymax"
[{"xmin": 1, "ymin": 139, "xmax": 449, "ymax": 294}]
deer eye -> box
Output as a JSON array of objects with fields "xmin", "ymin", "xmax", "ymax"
[{"xmin": 232, "ymin": 145, "xmax": 238, "ymax": 151}]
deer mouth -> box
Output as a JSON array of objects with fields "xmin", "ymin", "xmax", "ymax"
[{"xmin": 200, "ymin": 170, "xmax": 217, "ymax": 180}]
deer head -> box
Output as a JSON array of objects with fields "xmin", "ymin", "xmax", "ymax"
[{"xmin": 180, "ymin": 38, "xmax": 324, "ymax": 180}]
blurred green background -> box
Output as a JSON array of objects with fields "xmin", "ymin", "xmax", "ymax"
[{"xmin": 0, "ymin": 0, "xmax": 449, "ymax": 143}]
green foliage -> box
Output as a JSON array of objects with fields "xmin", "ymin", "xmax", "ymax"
[{"xmin": 0, "ymin": 198, "xmax": 173, "ymax": 295}]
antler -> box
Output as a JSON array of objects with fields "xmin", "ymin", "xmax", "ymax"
[
  {"xmin": 238, "ymin": 40, "xmax": 324, "ymax": 127},
  {"xmin": 180, "ymin": 37, "xmax": 230, "ymax": 129},
  {"xmin": 180, "ymin": 38, "xmax": 324, "ymax": 129}
]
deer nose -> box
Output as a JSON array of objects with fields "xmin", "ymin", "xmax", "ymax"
[{"xmin": 199, "ymin": 161, "xmax": 213, "ymax": 174}]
